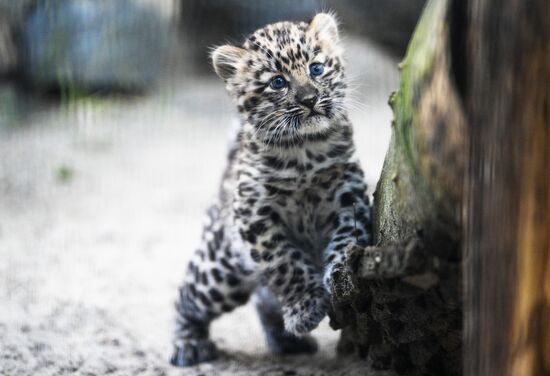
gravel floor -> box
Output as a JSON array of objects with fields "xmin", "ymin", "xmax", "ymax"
[{"xmin": 0, "ymin": 37, "xmax": 398, "ymax": 376}]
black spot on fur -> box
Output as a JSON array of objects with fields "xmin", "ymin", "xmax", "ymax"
[
  {"xmin": 220, "ymin": 258, "xmax": 236, "ymax": 271},
  {"xmin": 209, "ymin": 288, "xmax": 224, "ymax": 302},
  {"xmin": 198, "ymin": 292, "xmax": 211, "ymax": 307},
  {"xmin": 211, "ymin": 268, "xmax": 223, "ymax": 283},
  {"xmin": 328, "ymin": 144, "xmax": 349, "ymax": 158},
  {"xmin": 250, "ymin": 249, "xmax": 261, "ymax": 262},
  {"xmin": 262, "ymin": 251, "xmax": 274, "ymax": 262},
  {"xmin": 339, "ymin": 192, "xmax": 355, "ymax": 207},
  {"xmin": 270, "ymin": 211, "xmax": 281, "ymax": 224},
  {"xmin": 226, "ymin": 274, "xmax": 241, "ymax": 286},
  {"xmin": 257, "ymin": 205, "xmax": 272, "ymax": 216},
  {"xmin": 230, "ymin": 292, "xmax": 249, "ymax": 304}
]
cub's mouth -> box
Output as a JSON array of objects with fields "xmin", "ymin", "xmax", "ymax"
[
  {"xmin": 306, "ymin": 110, "xmax": 324, "ymax": 119},
  {"xmin": 300, "ymin": 109, "xmax": 327, "ymax": 127},
  {"xmin": 299, "ymin": 113, "xmax": 330, "ymax": 132}
]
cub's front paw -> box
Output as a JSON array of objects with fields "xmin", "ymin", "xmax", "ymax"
[
  {"xmin": 170, "ymin": 339, "xmax": 218, "ymax": 367},
  {"xmin": 282, "ymin": 288, "xmax": 329, "ymax": 335}
]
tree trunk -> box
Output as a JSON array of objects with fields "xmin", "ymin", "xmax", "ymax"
[
  {"xmin": 330, "ymin": 2, "xmax": 465, "ymax": 374},
  {"xmin": 463, "ymin": 0, "xmax": 550, "ymax": 375},
  {"xmin": 330, "ymin": 0, "xmax": 550, "ymax": 375}
]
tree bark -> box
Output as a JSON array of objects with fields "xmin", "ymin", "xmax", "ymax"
[
  {"xmin": 463, "ymin": 0, "xmax": 550, "ymax": 375},
  {"xmin": 330, "ymin": 0, "xmax": 550, "ymax": 375},
  {"xmin": 330, "ymin": 2, "xmax": 465, "ymax": 375}
]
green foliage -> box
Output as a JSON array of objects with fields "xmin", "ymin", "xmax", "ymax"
[{"xmin": 55, "ymin": 165, "xmax": 74, "ymax": 183}]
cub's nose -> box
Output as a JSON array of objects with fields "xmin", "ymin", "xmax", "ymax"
[{"xmin": 295, "ymin": 85, "xmax": 318, "ymax": 110}]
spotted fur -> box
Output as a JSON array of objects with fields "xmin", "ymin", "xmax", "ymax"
[{"xmin": 171, "ymin": 13, "xmax": 372, "ymax": 367}]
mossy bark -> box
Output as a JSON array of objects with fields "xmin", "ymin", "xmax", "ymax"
[
  {"xmin": 331, "ymin": 0, "xmax": 550, "ymax": 374},
  {"xmin": 330, "ymin": 1, "xmax": 465, "ymax": 374}
]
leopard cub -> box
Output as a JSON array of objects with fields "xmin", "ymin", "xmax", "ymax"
[{"xmin": 171, "ymin": 13, "xmax": 371, "ymax": 367}]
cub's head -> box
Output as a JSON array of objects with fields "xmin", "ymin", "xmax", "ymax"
[{"xmin": 212, "ymin": 13, "xmax": 346, "ymax": 146}]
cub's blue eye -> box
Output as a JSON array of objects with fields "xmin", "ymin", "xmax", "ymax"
[
  {"xmin": 270, "ymin": 76, "xmax": 287, "ymax": 90},
  {"xmin": 309, "ymin": 63, "xmax": 324, "ymax": 77}
]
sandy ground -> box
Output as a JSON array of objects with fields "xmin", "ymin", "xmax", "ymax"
[{"xmin": 0, "ymin": 38, "xmax": 398, "ymax": 375}]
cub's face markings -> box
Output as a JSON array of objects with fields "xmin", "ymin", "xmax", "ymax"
[{"xmin": 211, "ymin": 15, "xmax": 345, "ymax": 147}]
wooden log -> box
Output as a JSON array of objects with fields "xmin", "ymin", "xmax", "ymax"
[
  {"xmin": 463, "ymin": 0, "xmax": 550, "ymax": 374},
  {"xmin": 332, "ymin": 0, "xmax": 550, "ymax": 374},
  {"xmin": 330, "ymin": 1, "xmax": 465, "ymax": 374}
]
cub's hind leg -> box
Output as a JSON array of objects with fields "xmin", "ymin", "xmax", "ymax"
[
  {"xmin": 255, "ymin": 287, "xmax": 318, "ymax": 355},
  {"xmin": 171, "ymin": 206, "xmax": 258, "ymax": 367}
]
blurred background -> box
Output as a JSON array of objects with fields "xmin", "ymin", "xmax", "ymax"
[{"xmin": 0, "ymin": 1, "xmax": 424, "ymax": 375}]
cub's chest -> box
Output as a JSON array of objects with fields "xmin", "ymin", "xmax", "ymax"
[
  {"xmin": 266, "ymin": 166, "xmax": 345, "ymax": 246},
  {"xmin": 263, "ymin": 163, "xmax": 343, "ymax": 210},
  {"xmin": 278, "ymin": 182, "xmax": 338, "ymax": 220},
  {"xmin": 274, "ymin": 190, "xmax": 336, "ymax": 253}
]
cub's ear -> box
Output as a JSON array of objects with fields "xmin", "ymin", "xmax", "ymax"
[
  {"xmin": 309, "ymin": 13, "xmax": 339, "ymax": 44},
  {"xmin": 211, "ymin": 45, "xmax": 246, "ymax": 81}
]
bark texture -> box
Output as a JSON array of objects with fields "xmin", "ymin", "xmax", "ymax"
[
  {"xmin": 330, "ymin": 2, "xmax": 465, "ymax": 375},
  {"xmin": 463, "ymin": 0, "xmax": 550, "ymax": 375},
  {"xmin": 331, "ymin": 0, "xmax": 550, "ymax": 375}
]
